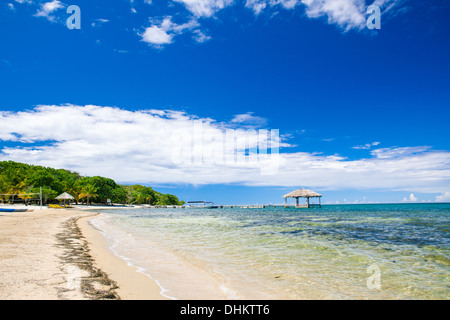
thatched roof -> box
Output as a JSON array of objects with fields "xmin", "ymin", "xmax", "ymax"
[
  {"xmin": 282, "ymin": 189, "xmax": 322, "ymax": 198},
  {"xmin": 56, "ymin": 192, "xmax": 75, "ymax": 200}
]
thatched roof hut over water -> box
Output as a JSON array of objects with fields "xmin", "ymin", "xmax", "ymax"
[{"xmin": 282, "ymin": 188, "xmax": 322, "ymax": 208}]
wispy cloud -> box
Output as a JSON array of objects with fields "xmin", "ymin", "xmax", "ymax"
[
  {"xmin": 192, "ymin": 29, "xmax": 212, "ymax": 43},
  {"xmin": 246, "ymin": 0, "xmax": 301, "ymax": 15},
  {"xmin": 352, "ymin": 141, "xmax": 380, "ymax": 150},
  {"xmin": 1, "ymin": 59, "xmax": 15, "ymax": 72},
  {"xmin": 137, "ymin": 0, "xmax": 405, "ymax": 47},
  {"xmin": 174, "ymin": 0, "xmax": 234, "ymax": 18},
  {"xmin": 34, "ymin": 0, "xmax": 64, "ymax": 22},
  {"xmin": 140, "ymin": 16, "xmax": 200, "ymax": 46},
  {"xmin": 435, "ymin": 192, "xmax": 450, "ymax": 203},
  {"xmin": 300, "ymin": 0, "xmax": 366, "ymax": 30},
  {"xmin": 370, "ymin": 146, "xmax": 430, "ymax": 159},
  {"xmin": 230, "ymin": 112, "xmax": 267, "ymax": 128},
  {"xmin": 91, "ymin": 18, "xmax": 109, "ymax": 28},
  {"xmin": 246, "ymin": 0, "xmax": 403, "ymax": 30},
  {"xmin": 0, "ymin": 105, "xmax": 449, "ymax": 194},
  {"xmin": 15, "ymin": 0, "xmax": 406, "ymax": 47},
  {"xmin": 15, "ymin": 0, "xmax": 33, "ymax": 4}
]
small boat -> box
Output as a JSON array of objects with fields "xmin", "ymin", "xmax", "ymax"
[
  {"xmin": 0, "ymin": 208, "xmax": 28, "ymax": 212},
  {"xmin": 186, "ymin": 201, "xmax": 219, "ymax": 209}
]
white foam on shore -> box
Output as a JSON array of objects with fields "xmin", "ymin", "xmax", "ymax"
[
  {"xmin": 219, "ymin": 284, "xmax": 240, "ymax": 300},
  {"xmin": 89, "ymin": 214, "xmax": 237, "ymax": 300},
  {"xmin": 89, "ymin": 216, "xmax": 177, "ymax": 300},
  {"xmin": 108, "ymin": 249, "xmax": 178, "ymax": 300}
]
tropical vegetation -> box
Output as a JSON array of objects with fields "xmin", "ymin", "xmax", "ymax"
[{"xmin": 0, "ymin": 161, "xmax": 184, "ymax": 206}]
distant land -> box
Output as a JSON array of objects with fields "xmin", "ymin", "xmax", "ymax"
[{"xmin": 0, "ymin": 160, "xmax": 184, "ymax": 206}]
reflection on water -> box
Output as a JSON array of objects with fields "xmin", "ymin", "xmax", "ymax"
[{"xmin": 94, "ymin": 203, "xmax": 450, "ymax": 299}]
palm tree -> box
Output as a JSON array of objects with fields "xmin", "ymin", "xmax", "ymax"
[
  {"xmin": 134, "ymin": 192, "xmax": 147, "ymax": 205},
  {"xmin": 8, "ymin": 181, "xmax": 26, "ymax": 205},
  {"xmin": 18, "ymin": 188, "xmax": 35, "ymax": 206},
  {"xmin": 63, "ymin": 179, "xmax": 82, "ymax": 205},
  {"xmin": 0, "ymin": 175, "xmax": 9, "ymax": 203},
  {"xmin": 79, "ymin": 184, "xmax": 98, "ymax": 206},
  {"xmin": 66, "ymin": 185, "xmax": 82, "ymax": 205},
  {"xmin": 145, "ymin": 194, "xmax": 154, "ymax": 205}
]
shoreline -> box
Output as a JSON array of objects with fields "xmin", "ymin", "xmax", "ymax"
[
  {"xmin": 0, "ymin": 206, "xmax": 294, "ymax": 300},
  {"xmin": 85, "ymin": 213, "xmax": 241, "ymax": 300},
  {"xmin": 0, "ymin": 207, "xmax": 166, "ymax": 300},
  {"xmin": 77, "ymin": 214, "xmax": 167, "ymax": 300}
]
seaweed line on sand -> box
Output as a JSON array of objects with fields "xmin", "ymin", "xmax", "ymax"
[{"xmin": 55, "ymin": 215, "xmax": 121, "ymax": 300}]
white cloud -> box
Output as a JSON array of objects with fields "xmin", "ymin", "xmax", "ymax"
[
  {"xmin": 245, "ymin": 0, "xmax": 365, "ymax": 29},
  {"xmin": 246, "ymin": 0, "xmax": 301, "ymax": 14},
  {"xmin": 91, "ymin": 18, "xmax": 109, "ymax": 28},
  {"xmin": 141, "ymin": 25, "xmax": 174, "ymax": 45},
  {"xmin": 435, "ymin": 192, "xmax": 450, "ymax": 203},
  {"xmin": 174, "ymin": 0, "xmax": 234, "ymax": 17},
  {"xmin": 165, "ymin": 18, "xmax": 200, "ymax": 33},
  {"xmin": 403, "ymin": 193, "xmax": 418, "ymax": 202},
  {"xmin": 352, "ymin": 141, "xmax": 380, "ymax": 150},
  {"xmin": 34, "ymin": 0, "xmax": 64, "ymax": 22},
  {"xmin": 8, "ymin": 3, "xmax": 15, "ymax": 10},
  {"xmin": 138, "ymin": 0, "xmax": 404, "ymax": 46},
  {"xmin": 1, "ymin": 105, "xmax": 450, "ymax": 193},
  {"xmin": 300, "ymin": 0, "xmax": 366, "ymax": 30},
  {"xmin": 370, "ymin": 146, "xmax": 430, "ymax": 159},
  {"xmin": 247, "ymin": 0, "xmax": 401, "ymax": 30},
  {"xmin": 230, "ymin": 112, "xmax": 267, "ymax": 128},
  {"xmin": 193, "ymin": 30, "xmax": 212, "ymax": 43},
  {"xmin": 140, "ymin": 16, "xmax": 200, "ymax": 46},
  {"xmin": 245, "ymin": 0, "xmax": 267, "ymax": 15}
]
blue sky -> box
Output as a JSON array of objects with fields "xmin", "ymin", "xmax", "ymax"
[{"xmin": 0, "ymin": 0, "xmax": 449, "ymax": 204}]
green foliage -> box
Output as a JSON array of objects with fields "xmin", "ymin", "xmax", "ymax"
[
  {"xmin": 0, "ymin": 160, "xmax": 184, "ymax": 206},
  {"xmin": 155, "ymin": 193, "xmax": 183, "ymax": 206},
  {"xmin": 79, "ymin": 183, "xmax": 98, "ymax": 206},
  {"xmin": 123, "ymin": 185, "xmax": 157, "ymax": 205}
]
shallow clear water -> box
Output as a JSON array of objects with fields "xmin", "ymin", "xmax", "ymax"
[{"xmin": 92, "ymin": 204, "xmax": 450, "ymax": 299}]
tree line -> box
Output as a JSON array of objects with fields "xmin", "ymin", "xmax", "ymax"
[{"xmin": 0, "ymin": 161, "xmax": 184, "ymax": 206}]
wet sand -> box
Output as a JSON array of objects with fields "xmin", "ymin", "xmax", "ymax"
[
  {"xmin": 0, "ymin": 207, "xmax": 165, "ymax": 300},
  {"xmin": 78, "ymin": 214, "xmax": 166, "ymax": 299}
]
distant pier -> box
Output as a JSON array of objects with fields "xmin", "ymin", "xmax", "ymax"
[
  {"xmin": 143, "ymin": 204, "xmax": 321, "ymax": 209},
  {"xmin": 143, "ymin": 188, "xmax": 323, "ymax": 209}
]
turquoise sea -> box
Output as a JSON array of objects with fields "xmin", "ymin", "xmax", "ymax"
[{"xmin": 91, "ymin": 203, "xmax": 450, "ymax": 300}]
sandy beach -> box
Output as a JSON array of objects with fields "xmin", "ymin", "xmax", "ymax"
[{"xmin": 0, "ymin": 207, "xmax": 165, "ymax": 300}]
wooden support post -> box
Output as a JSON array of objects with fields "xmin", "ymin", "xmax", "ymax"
[{"xmin": 306, "ymin": 197, "xmax": 310, "ymax": 208}]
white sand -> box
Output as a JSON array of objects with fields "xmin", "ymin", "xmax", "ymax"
[{"xmin": 0, "ymin": 208, "xmax": 165, "ymax": 300}]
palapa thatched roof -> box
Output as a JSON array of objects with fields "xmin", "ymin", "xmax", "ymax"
[
  {"xmin": 56, "ymin": 192, "xmax": 75, "ymax": 200},
  {"xmin": 282, "ymin": 189, "xmax": 322, "ymax": 198}
]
